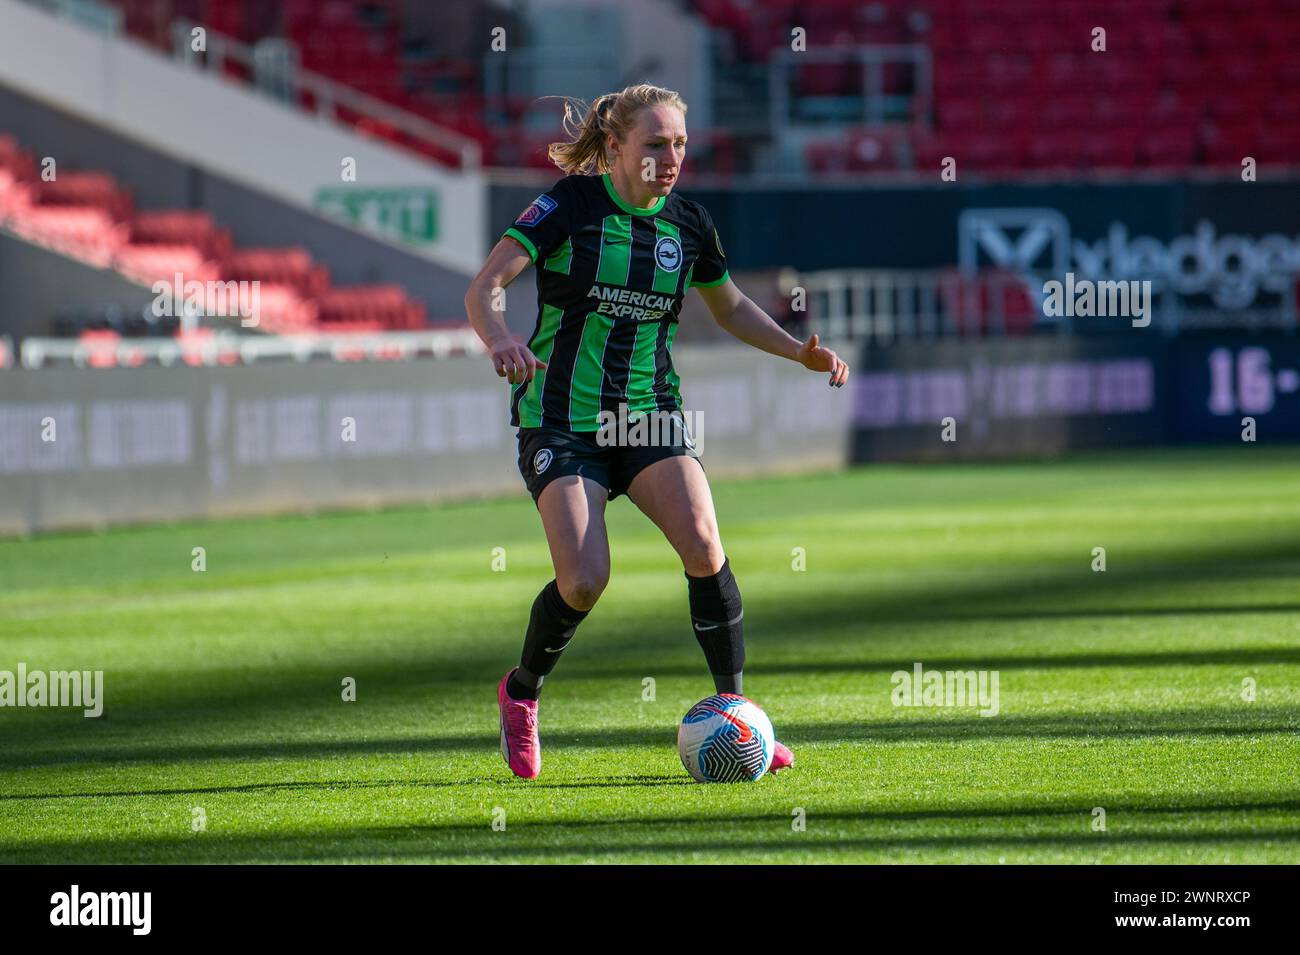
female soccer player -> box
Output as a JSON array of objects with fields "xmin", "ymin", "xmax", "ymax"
[{"xmin": 465, "ymin": 84, "xmax": 850, "ymax": 780}]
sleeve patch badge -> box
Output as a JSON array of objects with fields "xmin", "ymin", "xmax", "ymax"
[{"xmin": 515, "ymin": 194, "xmax": 558, "ymax": 227}]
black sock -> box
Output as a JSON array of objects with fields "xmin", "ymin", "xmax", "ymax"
[
  {"xmin": 686, "ymin": 556, "xmax": 744, "ymax": 696},
  {"xmin": 506, "ymin": 579, "xmax": 590, "ymax": 700}
]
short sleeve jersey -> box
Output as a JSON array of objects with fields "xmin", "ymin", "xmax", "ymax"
[{"xmin": 502, "ymin": 172, "xmax": 729, "ymax": 431}]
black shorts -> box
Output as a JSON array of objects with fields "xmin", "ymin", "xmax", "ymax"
[{"xmin": 517, "ymin": 416, "xmax": 703, "ymax": 506}]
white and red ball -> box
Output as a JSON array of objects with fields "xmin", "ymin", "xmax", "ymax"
[{"xmin": 677, "ymin": 693, "xmax": 774, "ymax": 782}]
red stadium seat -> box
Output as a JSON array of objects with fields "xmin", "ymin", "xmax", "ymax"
[
  {"xmin": 78, "ymin": 329, "xmax": 121, "ymax": 368},
  {"xmin": 1138, "ymin": 126, "xmax": 1198, "ymax": 169}
]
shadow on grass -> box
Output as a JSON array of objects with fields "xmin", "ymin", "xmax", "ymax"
[
  {"xmin": 0, "ymin": 773, "xmax": 695, "ymax": 802},
  {"xmin": 3, "ymin": 705, "xmax": 1295, "ymax": 774},
  {"xmin": 565, "ymin": 644, "xmax": 1300, "ymax": 681},
  {"xmin": 2, "ymin": 532, "xmax": 1298, "ymax": 759},
  {"xmin": 3, "ymin": 795, "xmax": 1298, "ymax": 863}
]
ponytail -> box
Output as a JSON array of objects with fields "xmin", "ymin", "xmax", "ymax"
[{"xmin": 545, "ymin": 84, "xmax": 688, "ymax": 175}]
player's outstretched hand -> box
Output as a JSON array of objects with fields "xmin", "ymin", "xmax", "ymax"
[
  {"xmin": 796, "ymin": 333, "xmax": 850, "ymax": 388},
  {"xmin": 490, "ymin": 338, "xmax": 548, "ymax": 385}
]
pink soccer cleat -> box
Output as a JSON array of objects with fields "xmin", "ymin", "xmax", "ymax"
[
  {"xmin": 497, "ymin": 668, "xmax": 541, "ymax": 779},
  {"xmin": 767, "ymin": 740, "xmax": 794, "ymax": 774}
]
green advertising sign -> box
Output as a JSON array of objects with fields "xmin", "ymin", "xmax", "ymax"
[{"xmin": 314, "ymin": 187, "xmax": 439, "ymax": 246}]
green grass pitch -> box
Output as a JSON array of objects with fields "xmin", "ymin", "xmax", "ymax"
[{"xmin": 1, "ymin": 445, "xmax": 1298, "ymax": 864}]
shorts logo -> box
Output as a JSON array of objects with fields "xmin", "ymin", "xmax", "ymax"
[
  {"xmin": 533, "ymin": 448, "xmax": 554, "ymax": 474},
  {"xmin": 515, "ymin": 194, "xmax": 558, "ymax": 227},
  {"xmin": 655, "ymin": 236, "xmax": 683, "ymax": 272}
]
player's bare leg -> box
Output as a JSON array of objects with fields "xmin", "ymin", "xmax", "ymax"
[
  {"xmin": 497, "ymin": 474, "xmax": 609, "ymax": 779},
  {"xmin": 626, "ymin": 455, "xmax": 723, "ymax": 576},
  {"xmin": 627, "ymin": 457, "xmax": 793, "ymax": 773},
  {"xmin": 536, "ymin": 474, "xmax": 611, "ymax": 611}
]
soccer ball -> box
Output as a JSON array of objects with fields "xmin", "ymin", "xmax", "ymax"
[{"xmin": 677, "ymin": 693, "xmax": 774, "ymax": 782}]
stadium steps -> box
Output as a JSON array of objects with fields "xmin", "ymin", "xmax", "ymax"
[
  {"xmin": 102, "ymin": 0, "xmax": 493, "ymax": 170},
  {"xmin": 0, "ymin": 133, "xmax": 428, "ymax": 336}
]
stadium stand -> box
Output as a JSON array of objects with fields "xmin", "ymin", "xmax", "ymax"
[
  {"xmin": 0, "ymin": 133, "xmax": 428, "ymax": 338},
  {"xmin": 104, "ymin": 0, "xmax": 511, "ymax": 168},
  {"xmin": 695, "ymin": 0, "xmax": 1300, "ymax": 175},
  {"xmin": 5, "ymin": 0, "xmax": 1294, "ymax": 364},
  {"xmin": 95, "ymin": 0, "xmax": 1300, "ymax": 178}
]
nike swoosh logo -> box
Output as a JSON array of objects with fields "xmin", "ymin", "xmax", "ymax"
[
  {"xmin": 702, "ymin": 705, "xmax": 753, "ymax": 743},
  {"xmin": 692, "ymin": 610, "xmax": 743, "ymax": 633},
  {"xmin": 544, "ymin": 646, "xmax": 565, "ymax": 653}
]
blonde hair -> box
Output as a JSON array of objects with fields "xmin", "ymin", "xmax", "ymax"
[{"xmin": 545, "ymin": 84, "xmax": 688, "ymax": 176}]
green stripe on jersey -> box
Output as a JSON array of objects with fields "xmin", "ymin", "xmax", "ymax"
[
  {"xmin": 595, "ymin": 215, "xmax": 632, "ymax": 286},
  {"xmin": 543, "ymin": 238, "xmax": 572, "ymax": 274},
  {"xmin": 569, "ymin": 312, "xmax": 615, "ymax": 428},
  {"xmin": 664, "ymin": 322, "xmax": 683, "ymax": 406},
  {"xmin": 652, "ymin": 219, "xmax": 682, "ymax": 295},
  {"xmin": 516, "ymin": 303, "xmax": 562, "ymax": 428},
  {"xmin": 624, "ymin": 320, "xmax": 662, "ymax": 417}
]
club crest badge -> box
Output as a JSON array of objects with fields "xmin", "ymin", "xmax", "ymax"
[
  {"xmin": 533, "ymin": 448, "xmax": 554, "ymax": 474},
  {"xmin": 655, "ymin": 236, "xmax": 683, "ymax": 272}
]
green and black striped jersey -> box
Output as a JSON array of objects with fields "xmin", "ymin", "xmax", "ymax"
[{"xmin": 502, "ymin": 172, "xmax": 730, "ymax": 431}]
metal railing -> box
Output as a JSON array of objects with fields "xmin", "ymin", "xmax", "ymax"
[
  {"xmin": 798, "ymin": 268, "xmax": 1300, "ymax": 344},
  {"xmin": 800, "ymin": 268, "xmax": 1035, "ymax": 343},
  {"xmin": 168, "ymin": 19, "xmax": 481, "ymax": 169},
  {"xmin": 18, "ymin": 0, "xmax": 479, "ymax": 168},
  {"xmin": 770, "ymin": 44, "xmax": 932, "ymax": 131}
]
